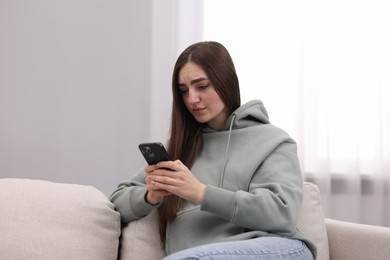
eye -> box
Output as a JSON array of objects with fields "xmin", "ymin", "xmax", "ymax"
[
  {"xmin": 197, "ymin": 84, "xmax": 209, "ymax": 90},
  {"xmin": 179, "ymin": 87, "xmax": 188, "ymax": 94}
]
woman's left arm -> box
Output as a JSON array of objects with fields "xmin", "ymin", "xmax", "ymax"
[{"xmin": 201, "ymin": 140, "xmax": 303, "ymax": 236}]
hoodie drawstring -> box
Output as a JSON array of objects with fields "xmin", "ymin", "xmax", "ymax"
[{"xmin": 220, "ymin": 114, "xmax": 236, "ymax": 187}]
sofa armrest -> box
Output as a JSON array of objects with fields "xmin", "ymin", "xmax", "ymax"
[
  {"xmin": 325, "ymin": 218, "xmax": 390, "ymax": 260},
  {"xmin": 0, "ymin": 178, "xmax": 121, "ymax": 260}
]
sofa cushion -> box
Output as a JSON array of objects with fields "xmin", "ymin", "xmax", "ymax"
[
  {"xmin": 0, "ymin": 178, "xmax": 121, "ymax": 260},
  {"xmin": 298, "ymin": 182, "xmax": 330, "ymax": 260},
  {"xmin": 120, "ymin": 209, "xmax": 166, "ymax": 260}
]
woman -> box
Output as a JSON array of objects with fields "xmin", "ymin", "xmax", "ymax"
[{"xmin": 110, "ymin": 41, "xmax": 316, "ymax": 259}]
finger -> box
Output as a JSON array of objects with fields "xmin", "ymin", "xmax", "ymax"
[
  {"xmin": 149, "ymin": 168, "xmax": 175, "ymax": 178},
  {"xmin": 150, "ymin": 181, "xmax": 173, "ymax": 193},
  {"xmin": 151, "ymin": 177, "xmax": 184, "ymax": 195},
  {"xmin": 156, "ymin": 160, "xmax": 185, "ymax": 171},
  {"xmin": 154, "ymin": 161, "xmax": 170, "ymax": 171},
  {"xmin": 147, "ymin": 174, "xmax": 176, "ymax": 189},
  {"xmin": 146, "ymin": 181, "xmax": 172, "ymax": 197},
  {"xmin": 144, "ymin": 164, "xmax": 157, "ymax": 174},
  {"xmin": 146, "ymin": 181, "xmax": 164, "ymax": 191}
]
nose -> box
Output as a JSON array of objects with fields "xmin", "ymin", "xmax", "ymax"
[{"xmin": 188, "ymin": 89, "xmax": 200, "ymax": 104}]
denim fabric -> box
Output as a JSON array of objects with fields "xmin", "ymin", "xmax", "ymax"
[{"xmin": 163, "ymin": 237, "xmax": 314, "ymax": 260}]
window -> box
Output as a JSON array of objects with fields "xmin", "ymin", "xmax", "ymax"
[{"xmin": 203, "ymin": 0, "xmax": 390, "ymax": 176}]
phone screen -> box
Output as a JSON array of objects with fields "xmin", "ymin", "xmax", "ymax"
[{"xmin": 138, "ymin": 142, "xmax": 170, "ymax": 165}]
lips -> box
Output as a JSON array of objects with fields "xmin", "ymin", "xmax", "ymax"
[{"xmin": 191, "ymin": 107, "xmax": 206, "ymax": 115}]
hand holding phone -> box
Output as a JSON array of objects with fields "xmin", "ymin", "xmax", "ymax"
[
  {"xmin": 138, "ymin": 142, "xmax": 170, "ymax": 165},
  {"xmin": 140, "ymin": 142, "xmax": 206, "ymax": 205}
]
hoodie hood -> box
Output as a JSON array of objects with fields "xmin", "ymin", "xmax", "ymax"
[
  {"xmin": 222, "ymin": 100, "xmax": 270, "ymax": 131},
  {"xmin": 203, "ymin": 100, "xmax": 270, "ymax": 133}
]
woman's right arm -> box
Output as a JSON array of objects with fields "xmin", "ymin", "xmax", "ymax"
[{"xmin": 110, "ymin": 168, "xmax": 160, "ymax": 223}]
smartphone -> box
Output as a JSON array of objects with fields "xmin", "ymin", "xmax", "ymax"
[{"xmin": 138, "ymin": 142, "xmax": 170, "ymax": 165}]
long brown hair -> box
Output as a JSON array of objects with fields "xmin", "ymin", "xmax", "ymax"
[{"xmin": 158, "ymin": 41, "xmax": 241, "ymax": 245}]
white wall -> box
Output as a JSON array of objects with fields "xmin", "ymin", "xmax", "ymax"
[{"xmin": 0, "ymin": 0, "xmax": 202, "ymax": 196}]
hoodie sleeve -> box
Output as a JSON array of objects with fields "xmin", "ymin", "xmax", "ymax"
[
  {"xmin": 201, "ymin": 139, "xmax": 303, "ymax": 236},
  {"xmin": 110, "ymin": 168, "xmax": 159, "ymax": 223}
]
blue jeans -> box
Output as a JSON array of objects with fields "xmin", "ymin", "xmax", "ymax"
[{"xmin": 163, "ymin": 237, "xmax": 313, "ymax": 260}]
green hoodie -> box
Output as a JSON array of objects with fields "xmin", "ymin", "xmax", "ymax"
[{"xmin": 110, "ymin": 100, "xmax": 317, "ymax": 258}]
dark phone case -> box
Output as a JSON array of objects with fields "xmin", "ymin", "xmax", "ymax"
[{"xmin": 138, "ymin": 142, "xmax": 170, "ymax": 165}]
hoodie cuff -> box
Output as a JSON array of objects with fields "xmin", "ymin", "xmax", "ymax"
[
  {"xmin": 200, "ymin": 184, "xmax": 236, "ymax": 221},
  {"xmin": 128, "ymin": 187, "xmax": 159, "ymax": 218}
]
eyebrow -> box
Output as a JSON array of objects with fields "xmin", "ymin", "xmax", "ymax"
[{"xmin": 178, "ymin": 77, "xmax": 209, "ymax": 87}]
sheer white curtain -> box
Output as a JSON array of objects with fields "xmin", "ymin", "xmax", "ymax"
[
  {"xmin": 203, "ymin": 0, "xmax": 390, "ymax": 227},
  {"xmin": 149, "ymin": 0, "xmax": 203, "ymax": 142}
]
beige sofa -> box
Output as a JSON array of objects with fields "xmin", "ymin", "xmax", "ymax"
[{"xmin": 1, "ymin": 178, "xmax": 389, "ymax": 260}]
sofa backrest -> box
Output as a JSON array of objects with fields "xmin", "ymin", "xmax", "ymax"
[
  {"xmin": 119, "ymin": 182, "xmax": 330, "ymax": 260},
  {"xmin": 0, "ymin": 179, "xmax": 329, "ymax": 260},
  {"xmin": 0, "ymin": 178, "xmax": 121, "ymax": 260},
  {"xmin": 298, "ymin": 182, "xmax": 330, "ymax": 260}
]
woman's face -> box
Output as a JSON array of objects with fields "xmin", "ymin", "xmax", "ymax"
[{"xmin": 178, "ymin": 62, "xmax": 229, "ymax": 131}]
